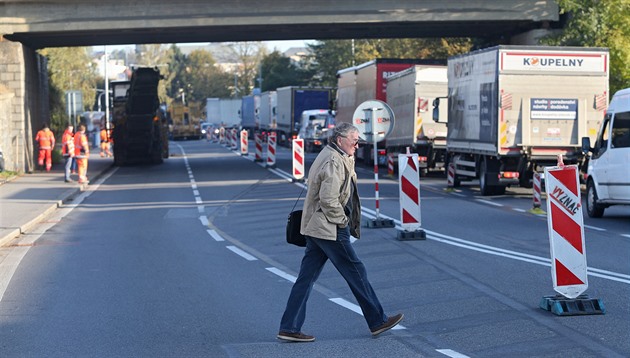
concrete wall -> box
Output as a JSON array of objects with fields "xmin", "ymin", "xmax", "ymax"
[{"xmin": 0, "ymin": 40, "xmax": 48, "ymax": 173}]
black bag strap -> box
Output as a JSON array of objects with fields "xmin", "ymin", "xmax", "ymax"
[{"xmin": 291, "ymin": 185, "xmax": 306, "ymax": 212}]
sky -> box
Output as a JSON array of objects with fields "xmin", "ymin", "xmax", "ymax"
[{"xmin": 102, "ymin": 40, "xmax": 314, "ymax": 53}]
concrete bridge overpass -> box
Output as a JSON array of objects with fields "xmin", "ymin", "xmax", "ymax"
[{"xmin": 0, "ymin": 0, "xmax": 559, "ymax": 172}]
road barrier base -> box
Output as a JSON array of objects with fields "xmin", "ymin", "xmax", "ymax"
[
  {"xmin": 291, "ymin": 178, "xmax": 305, "ymax": 183},
  {"xmin": 444, "ymin": 187, "xmax": 454, "ymax": 192},
  {"xmin": 254, "ymin": 158, "xmax": 263, "ymax": 162},
  {"xmin": 528, "ymin": 207, "xmax": 546, "ymax": 215},
  {"xmin": 397, "ymin": 229, "xmax": 426, "ymax": 241},
  {"xmin": 366, "ymin": 218, "xmax": 395, "ymax": 228},
  {"xmin": 266, "ymin": 164, "xmax": 276, "ymax": 169},
  {"xmin": 539, "ymin": 294, "xmax": 605, "ymax": 316}
]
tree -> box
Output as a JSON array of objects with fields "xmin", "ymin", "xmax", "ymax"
[
  {"xmin": 307, "ymin": 38, "xmax": 473, "ymax": 88},
  {"xmin": 39, "ymin": 47, "xmax": 99, "ymax": 135},
  {"xmin": 186, "ymin": 49, "xmax": 232, "ymax": 101},
  {"xmin": 222, "ymin": 42, "xmax": 266, "ymax": 94},
  {"xmin": 542, "ymin": 0, "xmax": 630, "ymax": 94},
  {"xmin": 258, "ymin": 51, "xmax": 311, "ymax": 91}
]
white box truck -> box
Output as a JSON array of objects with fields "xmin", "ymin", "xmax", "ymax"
[
  {"xmin": 433, "ymin": 45, "xmax": 609, "ymax": 195},
  {"xmin": 386, "ymin": 65, "xmax": 448, "ymax": 172},
  {"xmin": 218, "ymin": 98, "xmax": 242, "ymax": 128},
  {"xmin": 581, "ymin": 88, "xmax": 630, "ymax": 217},
  {"xmin": 259, "ymin": 91, "xmax": 277, "ymax": 132}
]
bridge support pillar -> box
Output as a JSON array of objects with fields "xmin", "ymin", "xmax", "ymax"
[{"xmin": 0, "ymin": 40, "xmax": 48, "ymax": 173}]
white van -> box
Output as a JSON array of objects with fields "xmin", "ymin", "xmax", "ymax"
[{"xmin": 582, "ymin": 88, "xmax": 630, "ymax": 217}]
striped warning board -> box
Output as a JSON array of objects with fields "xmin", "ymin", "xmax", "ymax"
[
  {"xmin": 292, "ymin": 139, "xmax": 304, "ymax": 181},
  {"xmin": 267, "ymin": 132, "xmax": 277, "ymax": 168},
  {"xmin": 398, "ymin": 153, "xmax": 421, "ymax": 231},
  {"xmin": 240, "ymin": 130, "xmax": 248, "ymax": 155},
  {"xmin": 254, "ymin": 133, "xmax": 263, "ymax": 162},
  {"xmin": 544, "ymin": 165, "xmax": 588, "ymax": 299}
]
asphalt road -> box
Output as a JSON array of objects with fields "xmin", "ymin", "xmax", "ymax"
[{"xmin": 0, "ymin": 139, "xmax": 628, "ymax": 357}]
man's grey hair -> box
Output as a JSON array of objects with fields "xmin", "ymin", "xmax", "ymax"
[{"xmin": 331, "ymin": 122, "xmax": 359, "ymax": 143}]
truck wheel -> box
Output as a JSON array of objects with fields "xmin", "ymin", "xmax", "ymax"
[{"xmin": 586, "ymin": 180, "xmax": 605, "ymax": 218}]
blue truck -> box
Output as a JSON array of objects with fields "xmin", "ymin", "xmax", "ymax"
[
  {"xmin": 240, "ymin": 88, "xmax": 261, "ymax": 133},
  {"xmin": 275, "ymin": 86, "xmax": 332, "ymax": 146}
]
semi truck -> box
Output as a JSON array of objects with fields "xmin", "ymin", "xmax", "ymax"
[
  {"xmin": 259, "ymin": 90, "xmax": 277, "ymax": 133},
  {"xmin": 297, "ymin": 109, "xmax": 336, "ymax": 152},
  {"xmin": 218, "ymin": 98, "xmax": 242, "ymax": 128},
  {"xmin": 111, "ymin": 67, "xmax": 169, "ymax": 166},
  {"xmin": 433, "ymin": 45, "xmax": 609, "ymax": 195},
  {"xmin": 275, "ymin": 86, "xmax": 332, "ymax": 146},
  {"xmin": 386, "ymin": 65, "xmax": 448, "ymax": 172},
  {"xmin": 240, "ymin": 88, "xmax": 261, "ymax": 133},
  {"xmin": 336, "ymin": 59, "xmax": 444, "ymax": 165}
]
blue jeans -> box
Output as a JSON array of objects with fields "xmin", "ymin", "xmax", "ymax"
[
  {"xmin": 64, "ymin": 155, "xmax": 73, "ymax": 181},
  {"xmin": 279, "ymin": 226, "xmax": 387, "ymax": 333}
]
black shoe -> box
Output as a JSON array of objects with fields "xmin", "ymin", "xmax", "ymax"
[
  {"xmin": 371, "ymin": 313, "xmax": 404, "ymax": 336},
  {"xmin": 277, "ymin": 331, "xmax": 315, "ymax": 342},
  {"xmin": 65, "ymin": 179, "xmax": 75, "ymax": 183}
]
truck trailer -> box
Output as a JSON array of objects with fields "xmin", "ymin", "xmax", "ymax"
[
  {"xmin": 240, "ymin": 88, "xmax": 261, "ymax": 133},
  {"xmin": 336, "ymin": 59, "xmax": 444, "ymax": 165},
  {"xmin": 386, "ymin": 65, "xmax": 448, "ymax": 172},
  {"xmin": 275, "ymin": 86, "xmax": 331, "ymax": 146},
  {"xmin": 218, "ymin": 98, "xmax": 242, "ymax": 128},
  {"xmin": 111, "ymin": 67, "xmax": 169, "ymax": 166},
  {"xmin": 259, "ymin": 90, "xmax": 277, "ymax": 132},
  {"xmin": 434, "ymin": 45, "xmax": 609, "ymax": 195}
]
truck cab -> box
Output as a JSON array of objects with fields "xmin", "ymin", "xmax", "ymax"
[{"xmin": 582, "ymin": 88, "xmax": 630, "ymax": 217}]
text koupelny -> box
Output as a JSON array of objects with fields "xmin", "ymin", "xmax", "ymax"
[{"xmin": 523, "ymin": 58, "xmax": 584, "ymax": 67}]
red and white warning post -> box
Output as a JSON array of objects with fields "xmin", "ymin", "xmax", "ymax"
[{"xmin": 544, "ymin": 164, "xmax": 588, "ymax": 299}]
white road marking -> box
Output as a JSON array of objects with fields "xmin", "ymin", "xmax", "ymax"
[
  {"xmin": 329, "ymin": 298, "xmax": 405, "ymax": 330},
  {"xmin": 226, "ymin": 245, "xmax": 257, "ymax": 261},
  {"xmin": 436, "ymin": 349, "xmax": 471, "ymax": 358},
  {"xmin": 199, "ymin": 216, "xmax": 209, "ymax": 227},
  {"xmin": 197, "ymin": 205, "xmax": 205, "ymax": 213},
  {"xmin": 475, "ymin": 199, "xmax": 503, "ymax": 207},
  {"xmin": 195, "ymin": 196, "xmax": 202, "ymax": 204},
  {"xmin": 266, "ymin": 267, "xmax": 296, "ymax": 283},
  {"xmin": 193, "ymin": 190, "xmax": 199, "ymax": 196},
  {"xmin": 584, "ymin": 225, "xmax": 606, "ymax": 232},
  {"xmin": 207, "ymin": 229, "xmax": 225, "ymax": 242}
]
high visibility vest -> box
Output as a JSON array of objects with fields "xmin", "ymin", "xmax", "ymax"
[
  {"xmin": 35, "ymin": 129, "xmax": 55, "ymax": 150},
  {"xmin": 74, "ymin": 132, "xmax": 89, "ymax": 158},
  {"xmin": 62, "ymin": 130, "xmax": 75, "ymax": 157}
]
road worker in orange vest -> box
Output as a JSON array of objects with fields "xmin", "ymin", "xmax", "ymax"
[
  {"xmin": 34, "ymin": 123, "xmax": 55, "ymax": 171},
  {"xmin": 100, "ymin": 127, "xmax": 112, "ymax": 157},
  {"xmin": 74, "ymin": 124, "xmax": 89, "ymax": 184},
  {"xmin": 61, "ymin": 124, "xmax": 75, "ymax": 182}
]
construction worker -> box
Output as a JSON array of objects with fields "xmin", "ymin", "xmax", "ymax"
[
  {"xmin": 61, "ymin": 124, "xmax": 75, "ymax": 182},
  {"xmin": 74, "ymin": 124, "xmax": 89, "ymax": 184},
  {"xmin": 100, "ymin": 127, "xmax": 112, "ymax": 157},
  {"xmin": 34, "ymin": 123, "xmax": 55, "ymax": 171}
]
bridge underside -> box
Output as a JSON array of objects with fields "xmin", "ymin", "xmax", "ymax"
[
  {"xmin": 7, "ymin": 20, "xmax": 551, "ymax": 49},
  {"xmin": 1, "ymin": 0, "xmax": 559, "ymax": 49}
]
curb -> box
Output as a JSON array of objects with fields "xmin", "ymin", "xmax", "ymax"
[{"xmin": 0, "ymin": 163, "xmax": 113, "ymax": 247}]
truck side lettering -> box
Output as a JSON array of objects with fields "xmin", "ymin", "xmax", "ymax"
[{"xmin": 523, "ymin": 58, "xmax": 584, "ymax": 68}]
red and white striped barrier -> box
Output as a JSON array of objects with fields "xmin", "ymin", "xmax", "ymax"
[
  {"xmin": 219, "ymin": 127, "xmax": 225, "ymax": 145},
  {"xmin": 254, "ymin": 133, "xmax": 263, "ymax": 162},
  {"xmin": 544, "ymin": 164, "xmax": 588, "ymax": 299},
  {"xmin": 387, "ymin": 153, "xmax": 395, "ymax": 177},
  {"xmin": 292, "ymin": 138, "xmax": 305, "ymax": 181},
  {"xmin": 398, "ymin": 153, "xmax": 422, "ymax": 231},
  {"xmin": 533, "ymin": 172, "xmax": 542, "ymax": 209},
  {"xmin": 230, "ymin": 129, "xmax": 238, "ymax": 151},
  {"xmin": 267, "ymin": 132, "xmax": 277, "ymax": 168},
  {"xmin": 446, "ymin": 162, "xmax": 455, "ymax": 189},
  {"xmin": 240, "ymin": 130, "xmax": 248, "ymax": 156}
]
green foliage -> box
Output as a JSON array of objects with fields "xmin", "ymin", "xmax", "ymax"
[
  {"xmin": 542, "ymin": 0, "xmax": 630, "ymax": 94},
  {"xmin": 307, "ymin": 38, "xmax": 473, "ymax": 87},
  {"xmin": 39, "ymin": 47, "xmax": 99, "ymax": 139},
  {"xmin": 258, "ymin": 51, "xmax": 311, "ymax": 91}
]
